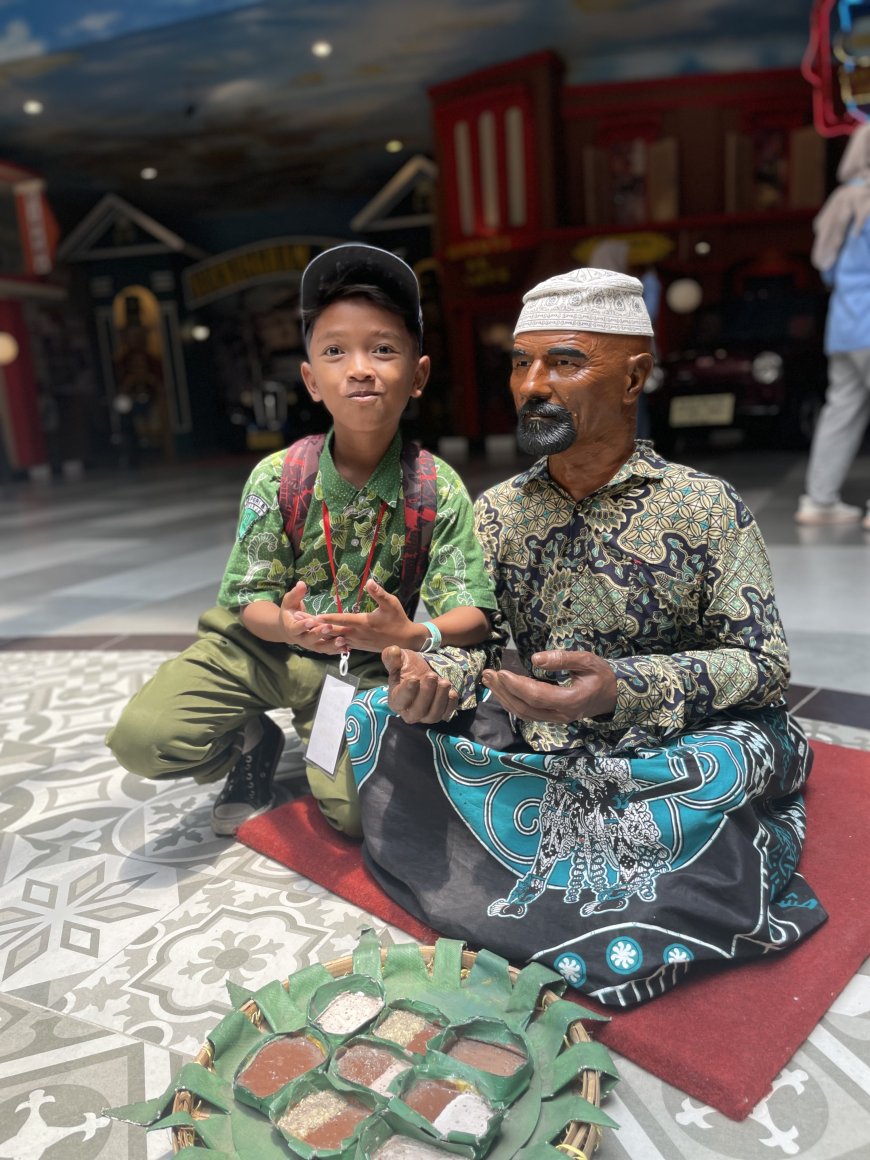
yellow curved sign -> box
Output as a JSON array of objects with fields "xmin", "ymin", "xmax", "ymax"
[{"xmin": 572, "ymin": 232, "xmax": 674, "ymax": 267}]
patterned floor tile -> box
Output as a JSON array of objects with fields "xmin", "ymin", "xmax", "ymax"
[
  {"xmin": 0, "ymin": 845, "xmax": 214, "ymax": 1010},
  {"xmin": 0, "ymin": 649, "xmax": 170, "ymax": 699},
  {"xmin": 602, "ymin": 1045, "xmax": 870, "ymax": 1160},
  {"xmin": 111, "ymin": 774, "xmax": 312, "ymax": 887},
  {"xmin": 54, "ymin": 872, "xmax": 407, "ymax": 1057},
  {"xmin": 0, "ymin": 992, "xmax": 180, "ymax": 1160},
  {"xmin": 0, "ymin": 751, "xmax": 177, "ymax": 880}
]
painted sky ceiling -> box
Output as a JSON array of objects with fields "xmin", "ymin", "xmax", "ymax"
[{"xmin": 0, "ymin": 1, "xmax": 817, "ymax": 232}]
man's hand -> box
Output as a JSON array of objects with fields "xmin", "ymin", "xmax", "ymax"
[
  {"xmin": 382, "ymin": 645, "xmax": 459, "ymax": 724},
  {"xmin": 481, "ymin": 649, "xmax": 617, "ymax": 723},
  {"xmin": 315, "ymin": 579, "xmax": 418, "ymax": 652}
]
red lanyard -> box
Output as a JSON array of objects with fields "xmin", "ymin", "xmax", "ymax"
[{"xmin": 322, "ymin": 499, "xmax": 388, "ymax": 614}]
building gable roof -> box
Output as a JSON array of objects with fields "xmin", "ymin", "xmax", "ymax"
[{"xmin": 57, "ymin": 193, "xmax": 208, "ymax": 262}]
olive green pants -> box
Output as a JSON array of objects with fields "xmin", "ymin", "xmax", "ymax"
[{"xmin": 106, "ymin": 606, "xmax": 387, "ymax": 835}]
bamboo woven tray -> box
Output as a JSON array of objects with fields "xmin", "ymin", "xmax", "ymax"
[{"xmin": 171, "ymin": 945, "xmax": 603, "ymax": 1157}]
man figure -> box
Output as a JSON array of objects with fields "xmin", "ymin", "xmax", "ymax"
[{"xmin": 346, "ymin": 267, "xmax": 825, "ymax": 1006}]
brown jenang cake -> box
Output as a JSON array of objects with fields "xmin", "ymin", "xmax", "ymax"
[
  {"xmin": 445, "ymin": 1036, "xmax": 527, "ymax": 1077},
  {"xmin": 402, "ymin": 1077, "xmax": 494, "ymax": 1139},
  {"xmin": 237, "ymin": 1034, "xmax": 327, "ymax": 1098}
]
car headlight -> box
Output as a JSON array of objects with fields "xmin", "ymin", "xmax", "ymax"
[{"xmin": 751, "ymin": 351, "xmax": 783, "ymax": 384}]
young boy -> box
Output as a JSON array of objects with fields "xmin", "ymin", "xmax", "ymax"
[{"xmin": 106, "ymin": 244, "xmax": 498, "ymax": 838}]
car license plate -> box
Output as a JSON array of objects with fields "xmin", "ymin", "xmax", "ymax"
[{"xmin": 669, "ymin": 393, "xmax": 736, "ymax": 427}]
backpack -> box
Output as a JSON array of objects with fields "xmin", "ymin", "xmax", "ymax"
[{"xmin": 278, "ymin": 434, "xmax": 437, "ymax": 616}]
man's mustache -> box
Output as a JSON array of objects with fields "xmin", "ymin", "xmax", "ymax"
[{"xmin": 518, "ymin": 400, "xmax": 574, "ymax": 423}]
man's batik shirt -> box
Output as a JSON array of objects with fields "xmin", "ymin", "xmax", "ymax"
[{"xmin": 473, "ymin": 441, "xmax": 791, "ymax": 753}]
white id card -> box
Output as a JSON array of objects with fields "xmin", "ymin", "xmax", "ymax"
[{"xmin": 305, "ymin": 668, "xmax": 360, "ymax": 779}]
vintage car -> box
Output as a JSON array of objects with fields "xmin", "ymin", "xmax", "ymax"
[{"xmin": 645, "ymin": 286, "xmax": 829, "ymax": 453}]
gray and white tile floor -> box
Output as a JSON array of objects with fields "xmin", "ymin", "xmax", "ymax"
[{"xmin": 0, "ymin": 442, "xmax": 868, "ymax": 1159}]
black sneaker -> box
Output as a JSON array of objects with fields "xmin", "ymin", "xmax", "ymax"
[{"xmin": 211, "ymin": 714, "xmax": 285, "ymax": 836}]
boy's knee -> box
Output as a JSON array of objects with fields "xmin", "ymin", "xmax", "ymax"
[
  {"xmin": 107, "ymin": 701, "xmax": 180, "ymax": 780},
  {"xmin": 304, "ymin": 754, "xmax": 362, "ymax": 837},
  {"xmin": 107, "ymin": 703, "xmax": 146, "ymax": 775},
  {"xmin": 316, "ymin": 795, "xmax": 362, "ymax": 838}
]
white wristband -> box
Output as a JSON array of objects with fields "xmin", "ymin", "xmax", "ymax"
[{"xmin": 419, "ymin": 620, "xmax": 442, "ymax": 653}]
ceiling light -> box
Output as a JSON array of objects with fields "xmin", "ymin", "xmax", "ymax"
[
  {"xmin": 23, "ymin": 100, "xmax": 43, "ymax": 116},
  {"xmin": 311, "ymin": 41, "xmax": 332, "ymax": 58},
  {"xmin": 191, "ymin": 324, "xmax": 211, "ymax": 342},
  {"xmin": 0, "ymin": 332, "xmax": 19, "ymax": 365},
  {"xmin": 140, "ymin": 167, "xmax": 158, "ymax": 180},
  {"xmin": 385, "ymin": 139, "xmax": 403, "ymax": 153},
  {"xmin": 666, "ymin": 278, "xmax": 703, "ymax": 314}
]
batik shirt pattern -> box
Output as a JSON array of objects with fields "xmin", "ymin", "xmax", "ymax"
[
  {"xmin": 473, "ymin": 441, "xmax": 790, "ymax": 753},
  {"xmin": 216, "ymin": 432, "xmax": 498, "ymax": 681}
]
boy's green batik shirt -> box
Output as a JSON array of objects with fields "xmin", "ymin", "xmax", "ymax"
[{"xmin": 217, "ymin": 430, "xmax": 498, "ymax": 626}]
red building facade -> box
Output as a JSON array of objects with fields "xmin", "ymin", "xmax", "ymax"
[{"xmin": 0, "ymin": 162, "xmax": 61, "ymax": 474}]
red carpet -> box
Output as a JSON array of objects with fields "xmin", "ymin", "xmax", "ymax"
[{"xmin": 238, "ymin": 740, "xmax": 870, "ymax": 1120}]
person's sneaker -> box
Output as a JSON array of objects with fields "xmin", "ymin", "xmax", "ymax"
[
  {"xmin": 211, "ymin": 715, "xmax": 285, "ymax": 837},
  {"xmin": 794, "ymin": 495, "xmax": 862, "ymax": 525}
]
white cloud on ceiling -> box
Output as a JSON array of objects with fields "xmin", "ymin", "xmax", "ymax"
[
  {"xmin": 204, "ymin": 78, "xmax": 267, "ymax": 106},
  {"xmin": 62, "ymin": 12, "xmax": 124, "ymax": 39},
  {"xmin": 0, "ymin": 19, "xmax": 45, "ymax": 62}
]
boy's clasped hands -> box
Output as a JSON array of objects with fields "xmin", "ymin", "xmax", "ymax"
[{"xmin": 279, "ymin": 577, "xmax": 423, "ymax": 655}]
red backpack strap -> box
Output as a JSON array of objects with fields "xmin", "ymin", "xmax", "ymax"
[
  {"xmin": 279, "ymin": 434, "xmax": 326, "ymax": 556},
  {"xmin": 398, "ymin": 441, "xmax": 438, "ymax": 614}
]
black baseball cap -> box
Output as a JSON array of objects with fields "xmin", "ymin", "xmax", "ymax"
[{"xmin": 299, "ymin": 243, "xmax": 423, "ymax": 350}]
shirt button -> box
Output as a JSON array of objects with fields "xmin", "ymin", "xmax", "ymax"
[{"xmin": 351, "ymin": 537, "xmax": 360, "ymax": 547}]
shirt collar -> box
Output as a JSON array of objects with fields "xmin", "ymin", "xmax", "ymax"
[
  {"xmin": 516, "ymin": 439, "xmax": 669, "ymax": 494},
  {"xmin": 318, "ymin": 429, "xmax": 403, "ymax": 509}
]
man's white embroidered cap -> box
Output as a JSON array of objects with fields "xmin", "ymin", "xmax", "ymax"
[{"xmin": 515, "ymin": 267, "xmax": 654, "ymax": 337}]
